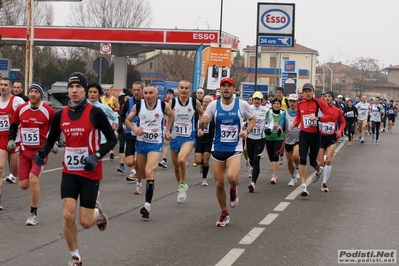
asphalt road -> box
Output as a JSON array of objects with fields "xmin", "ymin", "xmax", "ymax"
[{"xmin": 0, "ymin": 128, "xmax": 398, "ymax": 266}]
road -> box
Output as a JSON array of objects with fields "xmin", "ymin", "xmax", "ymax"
[{"xmin": 0, "ymin": 129, "xmax": 398, "ymax": 266}]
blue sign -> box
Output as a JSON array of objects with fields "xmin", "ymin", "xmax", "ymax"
[
  {"xmin": 10, "ymin": 71, "xmax": 17, "ymax": 80},
  {"xmin": 284, "ymin": 60, "xmax": 296, "ymax": 72},
  {"xmin": 0, "ymin": 59, "xmax": 9, "ymax": 71},
  {"xmin": 242, "ymin": 83, "xmax": 269, "ymax": 101},
  {"xmin": 258, "ymin": 36, "xmax": 292, "ymax": 47}
]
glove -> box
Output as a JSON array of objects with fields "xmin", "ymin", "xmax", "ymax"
[
  {"xmin": 7, "ymin": 140, "xmax": 16, "ymax": 152},
  {"xmin": 84, "ymin": 154, "xmax": 100, "ymax": 172},
  {"xmin": 51, "ymin": 143, "xmax": 58, "ymax": 154},
  {"xmin": 277, "ymin": 128, "xmax": 282, "ymax": 137},
  {"xmin": 264, "ymin": 128, "xmax": 272, "ymax": 135},
  {"xmin": 116, "ymin": 127, "xmax": 123, "ymax": 134},
  {"xmin": 34, "ymin": 151, "xmax": 46, "ymax": 166}
]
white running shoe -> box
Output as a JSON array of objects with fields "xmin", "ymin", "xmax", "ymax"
[
  {"xmin": 294, "ymin": 169, "xmax": 300, "ymax": 179},
  {"xmin": 244, "ymin": 161, "xmax": 250, "ymax": 172},
  {"xmin": 5, "ymin": 174, "xmax": 16, "ymax": 184},
  {"xmin": 301, "ymin": 185, "xmax": 309, "ymax": 197},
  {"xmin": 201, "ymin": 178, "xmax": 208, "ymax": 186},
  {"xmin": 312, "ymin": 171, "xmax": 321, "ymax": 183},
  {"xmin": 279, "ymin": 156, "xmax": 284, "ymax": 165},
  {"xmin": 177, "ymin": 184, "xmax": 188, "ymax": 203},
  {"xmin": 26, "ymin": 212, "xmax": 38, "ymax": 226},
  {"xmin": 360, "ymin": 137, "xmax": 364, "ymax": 144},
  {"xmin": 140, "ymin": 202, "xmax": 151, "ymax": 218},
  {"xmin": 288, "ymin": 177, "xmax": 297, "ymax": 187},
  {"xmin": 68, "ymin": 256, "xmax": 82, "ymax": 266},
  {"xmin": 248, "ymin": 182, "xmax": 255, "ymax": 193},
  {"xmin": 230, "ymin": 187, "xmax": 239, "ymax": 208}
]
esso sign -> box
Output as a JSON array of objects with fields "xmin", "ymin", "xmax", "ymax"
[
  {"xmin": 193, "ymin": 33, "xmax": 216, "ymax": 40},
  {"xmin": 261, "ymin": 9, "xmax": 290, "ymax": 30}
]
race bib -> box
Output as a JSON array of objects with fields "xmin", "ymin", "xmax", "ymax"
[
  {"xmin": 0, "ymin": 115, "xmax": 10, "ymax": 132},
  {"xmin": 250, "ymin": 125, "xmax": 262, "ymax": 136},
  {"xmin": 142, "ymin": 127, "xmax": 162, "ymax": 143},
  {"xmin": 21, "ymin": 128, "xmax": 40, "ymax": 145},
  {"xmin": 346, "ymin": 111, "xmax": 354, "ymax": 118},
  {"xmin": 220, "ymin": 124, "xmax": 238, "ymax": 142},
  {"xmin": 321, "ymin": 122, "xmax": 335, "ymax": 134},
  {"xmin": 303, "ymin": 114, "xmax": 317, "ymax": 128},
  {"xmin": 173, "ymin": 121, "xmax": 191, "ymax": 137},
  {"xmin": 64, "ymin": 147, "xmax": 88, "ymax": 171}
]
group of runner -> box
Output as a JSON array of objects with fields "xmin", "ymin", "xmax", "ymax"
[{"xmin": 1, "ymin": 74, "xmax": 397, "ymax": 265}]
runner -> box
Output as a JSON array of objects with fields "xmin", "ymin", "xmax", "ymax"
[
  {"xmin": 119, "ymin": 81, "xmax": 144, "ymax": 191},
  {"xmin": 278, "ymin": 94, "xmax": 300, "ymax": 186},
  {"xmin": 167, "ymin": 80, "xmax": 204, "ymax": 204},
  {"xmin": 355, "ymin": 96, "xmax": 371, "ymax": 143},
  {"xmin": 200, "ymin": 77, "xmax": 255, "ymax": 226},
  {"xmin": 0, "ymin": 77, "xmax": 25, "ymax": 210},
  {"xmin": 125, "ymin": 84, "xmax": 173, "ymax": 218},
  {"xmin": 100, "ymin": 86, "xmax": 120, "ymax": 161},
  {"xmin": 370, "ymin": 97, "xmax": 385, "ymax": 145},
  {"xmin": 34, "ymin": 72, "xmax": 117, "ymax": 265},
  {"xmin": 246, "ymin": 91, "xmax": 267, "ymax": 192},
  {"xmin": 159, "ymin": 89, "xmax": 175, "ymax": 169},
  {"xmin": 8, "ymin": 82, "xmax": 56, "ymax": 225},
  {"xmin": 194, "ymin": 95, "xmax": 215, "ymax": 186},
  {"xmin": 264, "ymin": 98, "xmax": 285, "ymax": 184},
  {"xmin": 386, "ymin": 100, "xmax": 397, "ymax": 133},
  {"xmin": 290, "ymin": 83, "xmax": 334, "ymax": 197},
  {"xmin": 343, "ymin": 99, "xmax": 358, "ymax": 146},
  {"xmin": 314, "ymin": 91, "xmax": 346, "ymax": 192},
  {"xmin": 275, "ymin": 87, "xmax": 288, "ymax": 165}
]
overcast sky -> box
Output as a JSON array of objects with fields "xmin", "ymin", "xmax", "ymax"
[{"xmin": 52, "ymin": 0, "xmax": 399, "ymax": 68}]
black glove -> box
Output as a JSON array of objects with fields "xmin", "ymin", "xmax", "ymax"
[
  {"xmin": 34, "ymin": 151, "xmax": 46, "ymax": 166},
  {"xmin": 264, "ymin": 128, "xmax": 272, "ymax": 135},
  {"xmin": 277, "ymin": 128, "xmax": 282, "ymax": 137},
  {"xmin": 84, "ymin": 154, "xmax": 100, "ymax": 171},
  {"xmin": 117, "ymin": 127, "xmax": 123, "ymax": 134}
]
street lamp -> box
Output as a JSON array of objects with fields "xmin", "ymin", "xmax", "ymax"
[
  {"xmin": 25, "ymin": 0, "xmax": 82, "ymax": 94},
  {"xmin": 306, "ymin": 55, "xmax": 325, "ymax": 93},
  {"xmin": 324, "ymin": 64, "xmax": 333, "ymax": 91}
]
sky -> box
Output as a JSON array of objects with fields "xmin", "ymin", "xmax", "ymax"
[{"xmin": 52, "ymin": 0, "xmax": 399, "ymax": 68}]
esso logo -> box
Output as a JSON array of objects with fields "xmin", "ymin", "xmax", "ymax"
[
  {"xmin": 193, "ymin": 33, "xmax": 216, "ymax": 41},
  {"xmin": 261, "ymin": 9, "xmax": 290, "ymax": 30}
]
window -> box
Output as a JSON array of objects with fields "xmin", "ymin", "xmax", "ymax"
[
  {"xmin": 250, "ymin": 56, "xmax": 256, "ymax": 67},
  {"xmin": 149, "ymin": 62, "xmax": 153, "ymax": 70},
  {"xmin": 270, "ymin": 56, "xmax": 276, "ymax": 68}
]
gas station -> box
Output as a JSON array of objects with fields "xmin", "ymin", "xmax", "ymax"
[{"xmin": 0, "ymin": 25, "xmax": 239, "ymax": 88}]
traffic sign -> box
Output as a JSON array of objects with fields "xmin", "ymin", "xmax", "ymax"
[
  {"xmin": 258, "ymin": 36, "xmax": 292, "ymax": 47},
  {"xmin": 10, "ymin": 71, "xmax": 17, "ymax": 80},
  {"xmin": 100, "ymin": 43, "xmax": 111, "ymax": 54},
  {"xmin": 93, "ymin": 57, "xmax": 109, "ymax": 74}
]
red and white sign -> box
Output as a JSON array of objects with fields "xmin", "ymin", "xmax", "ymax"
[
  {"xmin": 258, "ymin": 4, "xmax": 294, "ymax": 35},
  {"xmin": 100, "ymin": 43, "xmax": 111, "ymax": 54}
]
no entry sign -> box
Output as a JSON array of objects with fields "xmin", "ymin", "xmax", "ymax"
[{"xmin": 100, "ymin": 43, "xmax": 111, "ymax": 54}]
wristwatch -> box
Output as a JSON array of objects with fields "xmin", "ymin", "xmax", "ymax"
[{"xmin": 95, "ymin": 152, "xmax": 101, "ymax": 159}]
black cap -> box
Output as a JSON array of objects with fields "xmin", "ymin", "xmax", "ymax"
[
  {"xmin": 302, "ymin": 83, "xmax": 314, "ymax": 90},
  {"xmin": 325, "ymin": 90, "xmax": 334, "ymax": 99},
  {"xmin": 166, "ymin": 89, "xmax": 174, "ymax": 95}
]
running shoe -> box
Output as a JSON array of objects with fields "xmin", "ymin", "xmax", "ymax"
[
  {"xmin": 270, "ymin": 175, "xmax": 277, "ymax": 184},
  {"xmin": 244, "ymin": 161, "xmax": 250, "ymax": 172},
  {"xmin": 68, "ymin": 256, "xmax": 82, "ymax": 266},
  {"xmin": 134, "ymin": 186, "xmax": 142, "ymax": 195},
  {"xmin": 230, "ymin": 187, "xmax": 239, "ymax": 208},
  {"xmin": 355, "ymin": 136, "xmax": 358, "ymax": 141},
  {"xmin": 216, "ymin": 213, "xmax": 230, "ymax": 227},
  {"xmin": 126, "ymin": 172, "xmax": 137, "ymax": 182},
  {"xmin": 109, "ymin": 152, "xmax": 114, "ymax": 161},
  {"xmin": 140, "ymin": 203, "xmax": 150, "ymax": 219},
  {"xmin": 177, "ymin": 184, "xmax": 188, "ymax": 203},
  {"xmin": 95, "ymin": 201, "xmax": 108, "ymax": 231},
  {"xmin": 248, "ymin": 168, "xmax": 253, "ymax": 179},
  {"xmin": 279, "ymin": 156, "xmax": 284, "ymax": 165},
  {"xmin": 199, "ymin": 164, "xmax": 203, "ymax": 174},
  {"xmin": 26, "ymin": 212, "xmax": 38, "ymax": 226},
  {"xmin": 311, "ymin": 171, "xmax": 321, "ymax": 183},
  {"xmin": 321, "ymin": 183, "xmax": 329, "ymax": 192},
  {"xmin": 371, "ymin": 134, "xmax": 374, "ymax": 141},
  {"xmin": 301, "ymin": 185, "xmax": 309, "ymax": 197},
  {"xmin": 348, "ymin": 141, "xmax": 352, "ymax": 146},
  {"xmin": 5, "ymin": 174, "xmax": 16, "ymax": 184},
  {"xmin": 248, "ymin": 182, "xmax": 255, "ymax": 193},
  {"xmin": 117, "ymin": 165, "xmax": 125, "ymax": 173},
  {"xmin": 375, "ymin": 140, "xmax": 378, "ymax": 145},
  {"xmin": 288, "ymin": 176, "xmax": 297, "ymax": 187},
  {"xmin": 294, "ymin": 169, "xmax": 300, "ymax": 179},
  {"xmin": 158, "ymin": 160, "xmax": 168, "ymax": 169},
  {"xmin": 201, "ymin": 178, "xmax": 208, "ymax": 186},
  {"xmin": 360, "ymin": 137, "xmax": 364, "ymax": 144},
  {"xmin": 383, "ymin": 128, "xmax": 386, "ymax": 132}
]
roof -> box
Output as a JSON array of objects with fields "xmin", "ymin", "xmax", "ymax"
[
  {"xmin": 383, "ymin": 65, "xmax": 399, "ymax": 71},
  {"xmin": 373, "ymin": 82, "xmax": 399, "ymax": 88},
  {"xmin": 243, "ymin": 40, "xmax": 318, "ymax": 54}
]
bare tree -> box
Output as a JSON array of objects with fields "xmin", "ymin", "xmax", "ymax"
[
  {"xmin": 347, "ymin": 57, "xmax": 382, "ymax": 97},
  {"xmin": 154, "ymin": 51, "xmax": 195, "ymax": 82},
  {"xmin": 69, "ymin": 0, "xmax": 152, "ymax": 28},
  {"xmin": 0, "ymin": 0, "xmax": 53, "ymax": 25}
]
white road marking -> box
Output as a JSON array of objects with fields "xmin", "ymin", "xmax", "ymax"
[
  {"xmin": 239, "ymin": 227, "xmax": 265, "ymax": 245},
  {"xmin": 259, "ymin": 213, "xmax": 279, "ymax": 225},
  {"xmin": 273, "ymin": 201, "xmax": 290, "ymax": 212},
  {"xmin": 215, "ymin": 248, "xmax": 245, "ymax": 266}
]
